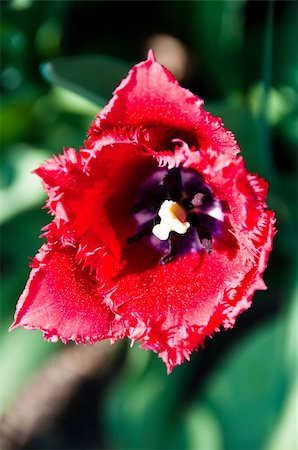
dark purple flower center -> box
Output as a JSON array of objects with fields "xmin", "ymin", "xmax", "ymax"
[{"xmin": 127, "ymin": 167, "xmax": 227, "ymax": 264}]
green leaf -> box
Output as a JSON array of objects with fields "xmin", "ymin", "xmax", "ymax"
[
  {"xmin": 200, "ymin": 316, "xmax": 293, "ymax": 450},
  {"xmin": 265, "ymin": 284, "xmax": 298, "ymax": 450},
  {"xmin": 0, "ymin": 323, "xmax": 58, "ymax": 414},
  {"xmin": 188, "ymin": 0, "xmax": 246, "ymax": 95},
  {"xmin": 101, "ymin": 345, "xmax": 191, "ymax": 450},
  {"xmin": 184, "ymin": 403, "xmax": 223, "ymax": 450},
  {"xmin": 51, "ymin": 86, "xmax": 99, "ymax": 116},
  {"xmin": 0, "ymin": 144, "xmax": 49, "ymax": 224},
  {"xmin": 265, "ymin": 379, "xmax": 298, "ymax": 450},
  {"xmin": 40, "ymin": 54, "xmax": 131, "ymax": 107},
  {"xmin": 273, "ymin": 1, "xmax": 298, "ymax": 89},
  {"xmin": 206, "ymin": 99, "xmax": 263, "ymax": 174},
  {"xmin": 1, "ymin": 206, "xmax": 50, "ymax": 318}
]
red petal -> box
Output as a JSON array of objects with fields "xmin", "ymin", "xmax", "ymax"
[
  {"xmin": 87, "ymin": 52, "xmax": 239, "ymax": 159},
  {"xmin": 36, "ymin": 132, "xmax": 160, "ymax": 276},
  {"xmin": 10, "ymin": 244, "xmax": 114, "ymax": 344},
  {"xmin": 34, "ymin": 148, "xmax": 89, "ymax": 224}
]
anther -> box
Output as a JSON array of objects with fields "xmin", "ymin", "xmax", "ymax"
[
  {"xmin": 160, "ymin": 236, "xmax": 178, "ymax": 265},
  {"xmin": 192, "ymin": 193, "xmax": 205, "ymax": 207},
  {"xmin": 201, "ymin": 237, "xmax": 212, "ymax": 254}
]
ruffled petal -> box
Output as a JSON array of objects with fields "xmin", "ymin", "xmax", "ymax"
[
  {"xmin": 87, "ymin": 51, "xmax": 239, "ymax": 159},
  {"xmin": 10, "ymin": 244, "xmax": 114, "ymax": 344},
  {"xmin": 36, "ymin": 133, "xmax": 160, "ymax": 276},
  {"xmin": 34, "ymin": 148, "xmax": 90, "ymax": 226}
]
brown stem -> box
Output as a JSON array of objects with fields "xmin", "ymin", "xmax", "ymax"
[{"xmin": 0, "ymin": 340, "xmax": 120, "ymax": 450}]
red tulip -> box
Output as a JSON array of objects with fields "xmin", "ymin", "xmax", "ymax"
[{"xmin": 10, "ymin": 51, "xmax": 276, "ymax": 373}]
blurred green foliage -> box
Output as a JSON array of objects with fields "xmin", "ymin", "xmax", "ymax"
[{"xmin": 1, "ymin": 1, "xmax": 297, "ymax": 449}]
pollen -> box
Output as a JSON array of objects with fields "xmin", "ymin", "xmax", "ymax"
[{"xmin": 152, "ymin": 200, "xmax": 190, "ymax": 240}]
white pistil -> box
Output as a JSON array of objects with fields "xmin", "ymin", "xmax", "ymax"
[{"xmin": 152, "ymin": 200, "xmax": 190, "ymax": 241}]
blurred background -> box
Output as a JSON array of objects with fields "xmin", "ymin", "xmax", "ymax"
[{"xmin": 1, "ymin": 1, "xmax": 297, "ymax": 449}]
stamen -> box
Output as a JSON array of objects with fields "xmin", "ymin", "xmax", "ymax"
[
  {"xmin": 152, "ymin": 200, "xmax": 190, "ymax": 241},
  {"xmin": 127, "ymin": 218, "xmax": 158, "ymax": 244},
  {"xmin": 161, "ymin": 168, "xmax": 183, "ymax": 202},
  {"xmin": 195, "ymin": 224, "xmax": 213, "ymax": 254},
  {"xmin": 160, "ymin": 236, "xmax": 178, "ymax": 265}
]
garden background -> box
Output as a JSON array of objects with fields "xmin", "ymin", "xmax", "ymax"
[{"xmin": 1, "ymin": 1, "xmax": 297, "ymax": 449}]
